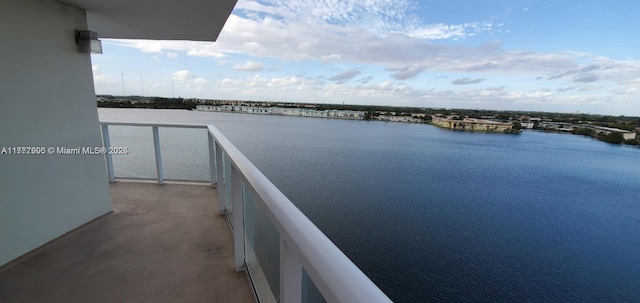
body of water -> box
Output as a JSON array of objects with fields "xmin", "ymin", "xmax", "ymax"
[{"xmin": 99, "ymin": 108, "xmax": 640, "ymax": 302}]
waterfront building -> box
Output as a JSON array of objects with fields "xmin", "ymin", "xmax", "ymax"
[
  {"xmin": 196, "ymin": 104, "xmax": 365, "ymax": 120},
  {"xmin": 431, "ymin": 116, "xmax": 514, "ymax": 132},
  {"xmin": 327, "ymin": 109, "xmax": 365, "ymax": 119},
  {"xmin": 518, "ymin": 121, "xmax": 535, "ymax": 129},
  {"xmin": 538, "ymin": 121, "xmax": 574, "ymax": 131},
  {"xmin": 198, "ymin": 105, "xmax": 220, "ymax": 111},
  {"xmin": 377, "ymin": 115, "xmax": 423, "ymax": 123},
  {"xmin": 576, "ymin": 124, "xmax": 637, "ymax": 140}
]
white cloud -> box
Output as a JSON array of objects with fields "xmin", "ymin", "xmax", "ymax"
[
  {"xmin": 321, "ymin": 54, "xmax": 341, "ymax": 62},
  {"xmin": 406, "ymin": 23, "xmax": 494, "ymax": 40},
  {"xmin": 213, "ymin": 14, "xmax": 592, "ymax": 79},
  {"xmin": 573, "ymin": 74, "xmax": 598, "ymax": 83},
  {"xmin": 92, "ymin": 65, "xmax": 111, "ymax": 85},
  {"xmin": 389, "ymin": 66, "xmax": 426, "ymax": 80},
  {"xmin": 195, "ymin": 78, "xmax": 208, "ymax": 85},
  {"xmin": 104, "ymin": 6, "xmax": 639, "ymax": 90},
  {"xmin": 242, "ymin": 42, "xmax": 266, "ymax": 55},
  {"xmin": 121, "ymin": 40, "xmax": 166, "ymax": 53},
  {"xmin": 232, "ymin": 60, "xmax": 265, "ymax": 71},
  {"xmin": 108, "ymin": 40, "xmax": 225, "ymax": 58},
  {"xmin": 237, "ymin": 0, "xmax": 413, "ymax": 31},
  {"xmin": 328, "ymin": 69, "xmax": 361, "ymax": 83},
  {"xmin": 452, "ymin": 77, "xmax": 486, "ymax": 85},
  {"xmin": 186, "ymin": 45, "xmax": 225, "ymax": 58},
  {"xmin": 167, "ymin": 52, "xmax": 179, "ymax": 59},
  {"xmin": 173, "ymin": 70, "xmax": 193, "ymax": 81}
]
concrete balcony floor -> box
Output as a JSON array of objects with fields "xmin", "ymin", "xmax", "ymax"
[{"xmin": 0, "ymin": 181, "xmax": 254, "ymax": 303}]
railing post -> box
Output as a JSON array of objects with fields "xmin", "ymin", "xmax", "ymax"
[
  {"xmin": 101, "ymin": 124, "xmax": 115, "ymax": 183},
  {"xmin": 280, "ymin": 238, "xmax": 303, "ymax": 303},
  {"xmin": 152, "ymin": 126, "xmax": 164, "ymax": 184},
  {"xmin": 215, "ymin": 141, "xmax": 225, "ymax": 214},
  {"xmin": 231, "ymin": 164, "xmax": 245, "ymax": 272},
  {"xmin": 208, "ymin": 132, "xmax": 217, "ymax": 188}
]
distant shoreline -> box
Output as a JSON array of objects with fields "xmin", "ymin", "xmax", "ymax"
[{"xmin": 96, "ymin": 95, "xmax": 639, "ymax": 145}]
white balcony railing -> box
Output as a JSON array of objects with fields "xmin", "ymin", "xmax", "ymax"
[{"xmin": 99, "ymin": 122, "xmax": 392, "ymax": 303}]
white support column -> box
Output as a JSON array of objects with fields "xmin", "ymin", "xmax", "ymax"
[
  {"xmin": 208, "ymin": 133, "xmax": 216, "ymax": 188},
  {"xmin": 280, "ymin": 238, "xmax": 302, "ymax": 303},
  {"xmin": 215, "ymin": 141, "xmax": 225, "ymax": 214},
  {"xmin": 152, "ymin": 126, "xmax": 164, "ymax": 184},
  {"xmin": 101, "ymin": 124, "xmax": 115, "ymax": 182},
  {"xmin": 231, "ymin": 164, "xmax": 245, "ymax": 272}
]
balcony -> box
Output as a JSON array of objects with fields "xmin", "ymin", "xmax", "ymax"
[
  {"xmin": 0, "ymin": 182, "xmax": 253, "ymax": 302},
  {"xmin": 0, "ymin": 123, "xmax": 391, "ymax": 303}
]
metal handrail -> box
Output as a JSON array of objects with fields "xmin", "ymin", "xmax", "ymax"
[
  {"xmin": 99, "ymin": 121, "xmax": 392, "ymax": 303},
  {"xmin": 99, "ymin": 121, "xmax": 208, "ymax": 129}
]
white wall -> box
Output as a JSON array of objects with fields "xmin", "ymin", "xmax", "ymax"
[{"xmin": 0, "ymin": 0, "xmax": 112, "ymax": 266}]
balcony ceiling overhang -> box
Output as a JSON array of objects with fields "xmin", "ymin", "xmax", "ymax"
[{"xmin": 58, "ymin": 0, "xmax": 238, "ymax": 41}]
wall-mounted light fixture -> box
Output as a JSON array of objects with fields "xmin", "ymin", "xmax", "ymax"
[{"xmin": 75, "ymin": 30, "xmax": 102, "ymax": 54}]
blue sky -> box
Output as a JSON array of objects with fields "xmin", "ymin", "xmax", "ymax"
[{"xmin": 91, "ymin": 0, "xmax": 640, "ymax": 116}]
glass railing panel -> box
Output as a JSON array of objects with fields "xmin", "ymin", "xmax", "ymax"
[
  {"xmin": 159, "ymin": 128, "xmax": 209, "ymax": 182},
  {"xmin": 302, "ymin": 268, "xmax": 327, "ymax": 303},
  {"xmin": 105, "ymin": 125, "xmax": 155, "ymax": 179},
  {"xmin": 244, "ymin": 182, "xmax": 280, "ymax": 303}
]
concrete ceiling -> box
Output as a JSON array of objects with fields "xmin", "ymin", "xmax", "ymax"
[{"xmin": 59, "ymin": 0, "xmax": 238, "ymax": 41}]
